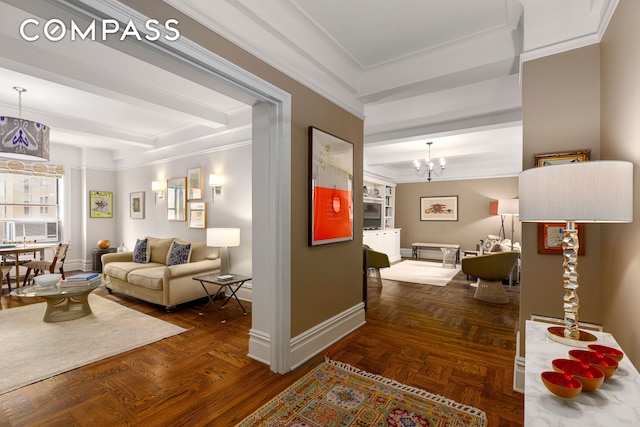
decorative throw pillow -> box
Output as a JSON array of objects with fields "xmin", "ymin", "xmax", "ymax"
[
  {"xmin": 133, "ymin": 238, "xmax": 150, "ymax": 263},
  {"xmin": 166, "ymin": 241, "xmax": 191, "ymax": 266}
]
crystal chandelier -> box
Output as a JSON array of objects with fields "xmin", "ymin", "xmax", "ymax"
[
  {"xmin": 0, "ymin": 87, "xmax": 50, "ymax": 162},
  {"xmin": 413, "ymin": 142, "xmax": 445, "ymax": 181}
]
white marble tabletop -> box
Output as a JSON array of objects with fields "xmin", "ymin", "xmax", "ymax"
[{"xmin": 524, "ymin": 320, "xmax": 640, "ymax": 426}]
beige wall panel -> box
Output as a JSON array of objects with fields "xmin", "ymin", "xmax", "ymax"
[
  {"xmin": 520, "ymin": 45, "xmax": 602, "ymax": 353},
  {"xmin": 600, "ymin": 0, "xmax": 640, "ymax": 368}
]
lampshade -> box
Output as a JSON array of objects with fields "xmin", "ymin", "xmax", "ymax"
[
  {"xmin": 497, "ymin": 199, "xmax": 519, "ymax": 216},
  {"xmin": 519, "ymin": 161, "xmax": 633, "ymax": 223},
  {"xmin": 0, "ymin": 117, "xmax": 50, "ymax": 162},
  {"xmin": 0, "ymin": 87, "xmax": 50, "ymax": 162},
  {"xmin": 151, "ymin": 181, "xmax": 162, "ymax": 192},
  {"xmin": 207, "ymin": 228, "xmax": 240, "ymax": 247}
]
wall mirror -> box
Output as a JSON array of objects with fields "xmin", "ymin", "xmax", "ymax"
[{"xmin": 167, "ymin": 177, "xmax": 187, "ymax": 221}]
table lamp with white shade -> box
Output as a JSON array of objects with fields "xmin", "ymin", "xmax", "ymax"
[
  {"xmin": 519, "ymin": 161, "xmax": 633, "ymax": 346},
  {"xmin": 207, "ymin": 227, "xmax": 240, "ymax": 276}
]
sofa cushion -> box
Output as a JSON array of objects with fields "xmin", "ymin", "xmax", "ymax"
[
  {"xmin": 133, "ymin": 238, "xmax": 150, "ymax": 263},
  {"xmin": 103, "ymin": 261, "xmax": 163, "ymax": 281},
  {"xmin": 190, "ymin": 241, "xmax": 219, "ymax": 262},
  {"xmin": 147, "ymin": 237, "xmax": 175, "ymax": 264},
  {"xmin": 127, "ymin": 266, "xmax": 166, "ymax": 290},
  {"xmin": 166, "ymin": 240, "xmax": 192, "ymax": 266}
]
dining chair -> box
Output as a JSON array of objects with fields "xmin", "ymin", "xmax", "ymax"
[
  {"xmin": 22, "ymin": 242, "xmax": 70, "ymax": 287},
  {"xmin": 1, "ymin": 265, "xmax": 12, "ymax": 293}
]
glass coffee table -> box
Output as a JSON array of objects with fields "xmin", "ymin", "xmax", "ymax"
[{"xmin": 11, "ymin": 279, "xmax": 103, "ymax": 322}]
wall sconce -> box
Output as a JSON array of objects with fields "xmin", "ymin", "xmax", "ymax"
[
  {"xmin": 209, "ymin": 174, "xmax": 222, "ymax": 201},
  {"xmin": 151, "ymin": 181, "xmax": 164, "ymax": 204}
]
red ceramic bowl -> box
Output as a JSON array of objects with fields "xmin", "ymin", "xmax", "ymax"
[
  {"xmin": 569, "ymin": 349, "xmax": 618, "ymax": 378},
  {"xmin": 541, "ymin": 371, "xmax": 582, "ymax": 398},
  {"xmin": 552, "ymin": 359, "xmax": 604, "ymax": 391},
  {"xmin": 588, "ymin": 344, "xmax": 624, "ymax": 363}
]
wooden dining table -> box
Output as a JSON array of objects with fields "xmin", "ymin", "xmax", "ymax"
[{"xmin": 0, "ymin": 243, "xmax": 57, "ymax": 285}]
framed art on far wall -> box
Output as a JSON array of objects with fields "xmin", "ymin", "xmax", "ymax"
[
  {"xmin": 90, "ymin": 191, "xmax": 113, "ymax": 218},
  {"xmin": 420, "ymin": 196, "xmax": 458, "ymax": 221},
  {"xmin": 187, "ymin": 201, "xmax": 206, "ymax": 229},
  {"xmin": 309, "ymin": 126, "xmax": 354, "ymax": 246},
  {"xmin": 130, "ymin": 191, "xmax": 145, "ymax": 219}
]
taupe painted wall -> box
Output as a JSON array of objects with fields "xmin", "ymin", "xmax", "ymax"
[
  {"xmin": 600, "ymin": 0, "xmax": 640, "ymax": 367},
  {"xmin": 396, "ymin": 178, "xmax": 520, "ymax": 253},
  {"xmin": 520, "ymin": 46, "xmax": 602, "ymax": 353},
  {"xmin": 122, "ymin": 0, "xmax": 364, "ymax": 337}
]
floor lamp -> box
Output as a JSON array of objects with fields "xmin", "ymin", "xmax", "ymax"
[
  {"xmin": 207, "ymin": 228, "xmax": 240, "ymax": 277},
  {"xmin": 519, "ymin": 161, "xmax": 633, "ymax": 347},
  {"xmin": 497, "ymin": 199, "xmax": 519, "ymax": 251}
]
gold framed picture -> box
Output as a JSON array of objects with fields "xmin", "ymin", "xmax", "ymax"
[
  {"xmin": 187, "ymin": 201, "xmax": 206, "ymax": 229},
  {"xmin": 534, "ymin": 149, "xmax": 590, "ymax": 167},
  {"xmin": 187, "ymin": 166, "xmax": 203, "ymax": 200}
]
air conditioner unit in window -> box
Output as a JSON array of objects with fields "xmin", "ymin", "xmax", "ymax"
[{"xmin": 2, "ymin": 221, "xmax": 60, "ymax": 243}]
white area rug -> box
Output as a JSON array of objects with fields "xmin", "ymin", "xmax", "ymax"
[
  {"xmin": 0, "ymin": 294, "xmax": 186, "ymax": 395},
  {"xmin": 379, "ymin": 260, "xmax": 461, "ymax": 286}
]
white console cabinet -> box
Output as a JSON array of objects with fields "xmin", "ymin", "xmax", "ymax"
[{"xmin": 363, "ymin": 228, "xmax": 401, "ymax": 262}]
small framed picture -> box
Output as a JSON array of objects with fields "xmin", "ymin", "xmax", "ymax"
[
  {"xmin": 90, "ymin": 191, "xmax": 113, "ymax": 218},
  {"xmin": 538, "ymin": 223, "xmax": 585, "ymax": 255},
  {"xmin": 187, "ymin": 166, "xmax": 203, "ymax": 200},
  {"xmin": 534, "ymin": 149, "xmax": 590, "ymax": 167},
  {"xmin": 130, "ymin": 191, "xmax": 145, "ymax": 219},
  {"xmin": 188, "ymin": 201, "xmax": 206, "ymax": 229}
]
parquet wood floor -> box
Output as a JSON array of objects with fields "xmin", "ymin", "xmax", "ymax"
[{"xmin": 0, "ymin": 266, "xmax": 523, "ymax": 426}]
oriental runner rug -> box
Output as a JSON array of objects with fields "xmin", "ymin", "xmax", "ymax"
[{"xmin": 237, "ymin": 358, "xmax": 486, "ymax": 426}]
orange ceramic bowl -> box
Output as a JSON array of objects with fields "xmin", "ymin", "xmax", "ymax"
[
  {"xmin": 588, "ymin": 344, "xmax": 624, "ymax": 363},
  {"xmin": 552, "ymin": 359, "xmax": 604, "ymax": 391},
  {"xmin": 541, "ymin": 371, "xmax": 582, "ymax": 398},
  {"xmin": 569, "ymin": 349, "xmax": 618, "ymax": 378}
]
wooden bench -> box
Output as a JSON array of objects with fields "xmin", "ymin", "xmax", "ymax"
[{"xmin": 411, "ymin": 242, "xmax": 461, "ymax": 264}]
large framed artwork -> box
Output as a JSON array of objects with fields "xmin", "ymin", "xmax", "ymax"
[
  {"xmin": 309, "ymin": 126, "xmax": 354, "ymax": 246},
  {"xmin": 538, "ymin": 223, "xmax": 586, "ymax": 255},
  {"xmin": 129, "ymin": 191, "xmax": 145, "ymax": 219},
  {"xmin": 90, "ymin": 191, "xmax": 113, "ymax": 218},
  {"xmin": 187, "ymin": 166, "xmax": 203, "ymax": 200},
  {"xmin": 535, "ymin": 149, "xmax": 589, "ymax": 254},
  {"xmin": 420, "ymin": 196, "xmax": 458, "ymax": 221}
]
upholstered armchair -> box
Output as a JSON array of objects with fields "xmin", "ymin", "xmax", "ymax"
[{"xmin": 461, "ymin": 251, "xmax": 519, "ymax": 303}]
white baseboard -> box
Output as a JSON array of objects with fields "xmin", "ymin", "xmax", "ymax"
[
  {"xmin": 513, "ymin": 330, "xmax": 525, "ymax": 393},
  {"xmin": 248, "ymin": 328, "xmax": 271, "ymax": 365},
  {"xmin": 289, "ymin": 302, "xmax": 366, "ymax": 370}
]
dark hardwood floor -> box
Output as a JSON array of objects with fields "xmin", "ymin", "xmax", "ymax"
[{"xmin": 0, "ymin": 265, "xmax": 523, "ymax": 426}]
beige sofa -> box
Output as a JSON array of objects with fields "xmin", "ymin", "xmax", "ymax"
[{"xmin": 102, "ymin": 237, "xmax": 221, "ymax": 311}]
